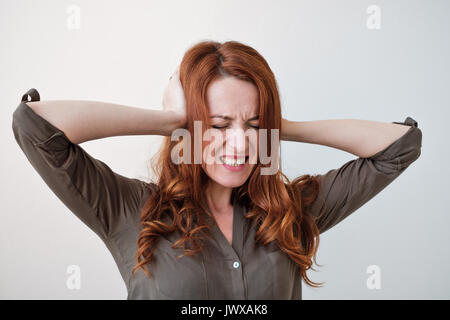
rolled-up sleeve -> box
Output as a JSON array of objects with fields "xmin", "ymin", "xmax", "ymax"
[
  {"xmin": 308, "ymin": 116, "xmax": 422, "ymax": 234},
  {"xmin": 12, "ymin": 88, "xmax": 150, "ymax": 241}
]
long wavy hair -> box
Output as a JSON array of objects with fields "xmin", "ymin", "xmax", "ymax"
[{"xmin": 132, "ymin": 40, "xmax": 324, "ymax": 288}]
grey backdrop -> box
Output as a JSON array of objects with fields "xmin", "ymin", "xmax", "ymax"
[{"xmin": 1, "ymin": 0, "xmax": 448, "ymax": 299}]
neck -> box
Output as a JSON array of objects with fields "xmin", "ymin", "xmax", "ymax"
[{"xmin": 205, "ymin": 180, "xmax": 233, "ymax": 215}]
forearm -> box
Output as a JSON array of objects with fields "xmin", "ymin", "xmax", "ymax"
[
  {"xmin": 281, "ymin": 118, "xmax": 411, "ymax": 158},
  {"xmin": 26, "ymin": 100, "xmax": 184, "ymax": 144}
]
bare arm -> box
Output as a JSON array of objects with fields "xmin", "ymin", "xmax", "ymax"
[
  {"xmin": 281, "ymin": 118, "xmax": 411, "ymax": 158},
  {"xmin": 26, "ymin": 100, "xmax": 185, "ymax": 145}
]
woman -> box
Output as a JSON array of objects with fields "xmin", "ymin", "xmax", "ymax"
[{"xmin": 12, "ymin": 40, "xmax": 422, "ymax": 300}]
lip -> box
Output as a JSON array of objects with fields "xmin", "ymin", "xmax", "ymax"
[
  {"xmin": 221, "ymin": 155, "xmax": 248, "ymax": 160},
  {"xmin": 220, "ymin": 156, "xmax": 248, "ymax": 172}
]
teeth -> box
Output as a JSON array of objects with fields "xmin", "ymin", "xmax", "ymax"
[{"xmin": 220, "ymin": 156, "xmax": 246, "ymax": 166}]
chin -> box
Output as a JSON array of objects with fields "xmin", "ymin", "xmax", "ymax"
[
  {"xmin": 208, "ymin": 172, "xmax": 251, "ymax": 188},
  {"xmin": 203, "ymin": 164, "xmax": 255, "ymax": 188},
  {"xmin": 214, "ymin": 178, "xmax": 246, "ymax": 188}
]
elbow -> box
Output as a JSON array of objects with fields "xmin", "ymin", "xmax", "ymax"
[
  {"xmin": 412, "ymin": 127, "xmax": 422, "ymax": 160},
  {"xmin": 399, "ymin": 127, "xmax": 422, "ymax": 170},
  {"xmin": 12, "ymin": 104, "xmax": 23, "ymax": 140},
  {"xmin": 370, "ymin": 127, "xmax": 422, "ymax": 174}
]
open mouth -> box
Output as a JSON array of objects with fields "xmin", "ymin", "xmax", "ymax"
[{"xmin": 219, "ymin": 155, "xmax": 249, "ymax": 168}]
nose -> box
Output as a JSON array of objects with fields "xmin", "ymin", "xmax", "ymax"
[{"xmin": 225, "ymin": 127, "xmax": 247, "ymax": 157}]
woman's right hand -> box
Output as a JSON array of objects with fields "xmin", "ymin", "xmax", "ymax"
[{"xmin": 163, "ymin": 66, "xmax": 187, "ymax": 128}]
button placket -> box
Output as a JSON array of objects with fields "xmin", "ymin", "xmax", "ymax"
[{"xmin": 204, "ymin": 196, "xmax": 248, "ymax": 299}]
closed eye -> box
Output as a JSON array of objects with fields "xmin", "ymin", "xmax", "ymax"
[{"xmin": 212, "ymin": 125, "xmax": 259, "ymax": 129}]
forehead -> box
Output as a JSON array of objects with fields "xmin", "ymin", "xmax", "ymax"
[{"xmin": 206, "ymin": 76, "xmax": 259, "ymax": 119}]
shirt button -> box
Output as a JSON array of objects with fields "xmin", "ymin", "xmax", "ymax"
[{"xmin": 233, "ymin": 261, "xmax": 240, "ymax": 269}]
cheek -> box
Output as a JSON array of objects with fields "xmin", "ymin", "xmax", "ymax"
[
  {"xmin": 202, "ymin": 135, "xmax": 220, "ymax": 161},
  {"xmin": 201, "ymin": 135, "xmax": 221, "ymax": 174},
  {"xmin": 248, "ymin": 132, "xmax": 259, "ymax": 163}
]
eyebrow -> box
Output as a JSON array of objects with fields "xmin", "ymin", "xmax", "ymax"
[{"xmin": 209, "ymin": 115, "xmax": 259, "ymax": 121}]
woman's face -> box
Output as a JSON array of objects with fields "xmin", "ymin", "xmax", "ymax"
[{"xmin": 201, "ymin": 76, "xmax": 260, "ymax": 188}]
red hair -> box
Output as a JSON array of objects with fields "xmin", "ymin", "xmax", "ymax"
[{"xmin": 132, "ymin": 40, "xmax": 324, "ymax": 288}]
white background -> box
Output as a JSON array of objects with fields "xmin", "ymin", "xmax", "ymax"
[{"xmin": 1, "ymin": 0, "xmax": 448, "ymax": 299}]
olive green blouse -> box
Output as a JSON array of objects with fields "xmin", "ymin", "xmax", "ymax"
[{"xmin": 12, "ymin": 88, "xmax": 422, "ymax": 300}]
